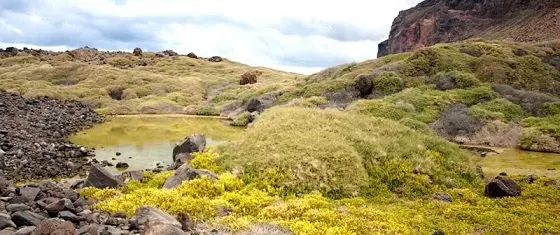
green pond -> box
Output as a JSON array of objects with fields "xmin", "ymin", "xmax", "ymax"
[
  {"xmin": 69, "ymin": 115, "xmax": 559, "ymax": 178},
  {"xmin": 475, "ymin": 149, "xmax": 560, "ymax": 178},
  {"xmin": 69, "ymin": 115, "xmax": 245, "ymax": 174}
]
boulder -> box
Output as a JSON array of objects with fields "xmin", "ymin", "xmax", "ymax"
[
  {"xmin": 155, "ymin": 53, "xmax": 165, "ymax": 58},
  {"xmin": 6, "ymin": 204, "xmax": 30, "ymax": 213},
  {"xmin": 208, "ymin": 56, "xmax": 222, "ymax": 62},
  {"xmin": 240, "ymin": 72, "xmax": 258, "ymax": 85},
  {"xmin": 115, "ymin": 162, "xmax": 129, "ymax": 169},
  {"xmin": 163, "ymin": 164, "xmax": 217, "ymax": 189},
  {"xmin": 15, "ymin": 226, "xmax": 34, "ymax": 235},
  {"xmin": 97, "ymin": 225, "xmax": 122, "ymax": 235},
  {"xmin": 121, "ymin": 171, "xmax": 144, "ymax": 183},
  {"xmin": 133, "ymin": 206, "xmax": 181, "ymax": 229},
  {"xmin": 11, "ymin": 211, "xmax": 45, "ymax": 227},
  {"xmin": 132, "ymin": 48, "xmax": 143, "ymax": 56},
  {"xmin": 355, "ymin": 74, "xmax": 374, "ymax": 97},
  {"xmin": 144, "ymin": 224, "xmax": 186, "ymax": 235},
  {"xmin": 246, "ymin": 98, "xmax": 264, "ymax": 113},
  {"xmin": 433, "ymin": 193, "xmax": 452, "ymax": 202},
  {"xmin": 186, "ymin": 53, "xmax": 197, "ymax": 59},
  {"xmin": 162, "ymin": 50, "xmax": 178, "ymax": 56},
  {"xmin": 0, "ymin": 215, "xmax": 15, "ymax": 230},
  {"xmin": 0, "ymin": 229, "xmax": 15, "ymax": 235},
  {"xmin": 31, "ymin": 219, "xmax": 76, "ymax": 235},
  {"xmin": 18, "ymin": 187, "xmax": 40, "ymax": 202},
  {"xmin": 83, "ymin": 164, "xmax": 123, "ymax": 189},
  {"xmin": 172, "ymin": 134, "xmax": 205, "ymax": 162},
  {"xmin": 484, "ymin": 176, "xmax": 521, "ymax": 198},
  {"xmin": 45, "ymin": 200, "xmax": 65, "ymax": 216},
  {"xmin": 57, "ymin": 211, "xmax": 81, "ymax": 223}
]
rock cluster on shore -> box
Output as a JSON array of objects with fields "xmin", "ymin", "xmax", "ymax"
[{"xmin": 0, "ymin": 91, "xmax": 103, "ymax": 180}]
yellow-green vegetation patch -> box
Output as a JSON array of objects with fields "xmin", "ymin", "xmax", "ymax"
[
  {"xmin": 81, "ymin": 153, "xmax": 560, "ymax": 235},
  {"xmin": 216, "ymin": 107, "xmax": 478, "ymax": 198}
]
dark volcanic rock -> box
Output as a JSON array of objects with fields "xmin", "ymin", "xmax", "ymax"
[
  {"xmin": 0, "ymin": 92, "xmax": 102, "ymax": 180},
  {"xmin": 355, "ymin": 74, "xmax": 374, "ymax": 98},
  {"xmin": 186, "ymin": 53, "xmax": 197, "ymax": 59},
  {"xmin": 6, "ymin": 204, "xmax": 30, "ymax": 213},
  {"xmin": 163, "ymin": 164, "xmax": 217, "ymax": 189},
  {"xmin": 172, "ymin": 134, "xmax": 206, "ymax": 162},
  {"xmin": 31, "ymin": 219, "xmax": 75, "ymax": 235},
  {"xmin": 208, "ymin": 56, "xmax": 222, "ymax": 62},
  {"xmin": 246, "ymin": 99, "xmax": 264, "ymax": 113},
  {"xmin": 485, "ymin": 176, "xmax": 521, "ymax": 198},
  {"xmin": 11, "ymin": 211, "xmax": 45, "ymax": 227},
  {"xmin": 115, "ymin": 162, "xmax": 129, "ymax": 169},
  {"xmin": 0, "ymin": 216, "xmax": 16, "ymax": 230},
  {"xmin": 240, "ymin": 72, "xmax": 258, "ymax": 85},
  {"xmin": 45, "ymin": 200, "xmax": 65, "ymax": 216},
  {"xmin": 18, "ymin": 188, "xmax": 40, "ymax": 202},
  {"xmin": 83, "ymin": 164, "xmax": 123, "ymax": 189}
]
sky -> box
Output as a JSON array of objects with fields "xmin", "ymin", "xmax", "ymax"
[{"xmin": 0, "ymin": 0, "xmax": 423, "ymax": 74}]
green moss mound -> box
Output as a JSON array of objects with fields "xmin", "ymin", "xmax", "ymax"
[{"xmin": 216, "ymin": 107, "xmax": 478, "ymax": 198}]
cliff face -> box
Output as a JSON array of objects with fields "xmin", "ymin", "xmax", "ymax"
[{"xmin": 378, "ymin": 0, "xmax": 560, "ymax": 57}]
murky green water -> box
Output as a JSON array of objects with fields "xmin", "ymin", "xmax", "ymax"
[
  {"xmin": 69, "ymin": 115, "xmax": 244, "ymax": 174},
  {"xmin": 476, "ymin": 149, "xmax": 560, "ymax": 178}
]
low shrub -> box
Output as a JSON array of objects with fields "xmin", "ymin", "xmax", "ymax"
[
  {"xmin": 492, "ymin": 84, "xmax": 558, "ymax": 116},
  {"xmin": 372, "ymin": 72, "xmax": 403, "ymax": 95},
  {"xmin": 433, "ymin": 71, "xmax": 480, "ymax": 90},
  {"xmin": 231, "ymin": 111, "xmax": 251, "ymax": 127},
  {"xmin": 217, "ymin": 107, "xmax": 478, "ymax": 198},
  {"xmin": 432, "ymin": 104, "xmax": 483, "ymax": 139},
  {"xmin": 469, "ymin": 98, "xmax": 529, "ymax": 121}
]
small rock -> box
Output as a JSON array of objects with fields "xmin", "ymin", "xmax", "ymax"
[
  {"xmin": 433, "ymin": 193, "xmax": 453, "ymax": 202},
  {"xmin": 480, "ymin": 152, "xmax": 487, "ymax": 157},
  {"xmin": 133, "ymin": 206, "xmax": 181, "ymax": 229},
  {"xmin": 115, "ymin": 163, "xmax": 129, "ymax": 169},
  {"xmin": 111, "ymin": 212, "xmax": 127, "ymax": 219},
  {"xmin": 432, "ymin": 230, "xmax": 445, "ymax": 235},
  {"xmin": 77, "ymin": 224, "xmax": 98, "ymax": 235},
  {"xmin": 11, "ymin": 211, "xmax": 45, "ymax": 227},
  {"xmin": 524, "ymin": 174, "xmax": 537, "ymax": 184},
  {"xmin": 83, "ymin": 164, "xmax": 123, "ymax": 189},
  {"xmin": 547, "ymin": 168, "xmax": 556, "ymax": 171},
  {"xmin": 31, "ymin": 219, "xmax": 75, "ymax": 235},
  {"xmin": 0, "ymin": 229, "xmax": 15, "ymax": 235},
  {"xmin": 115, "ymin": 152, "xmax": 121, "ymax": 156},
  {"xmin": 18, "ymin": 188, "xmax": 40, "ymax": 202},
  {"xmin": 499, "ymin": 172, "xmax": 507, "ymax": 176},
  {"xmin": 6, "ymin": 204, "xmax": 30, "ymax": 213},
  {"xmin": 121, "ymin": 171, "xmax": 144, "ymax": 183},
  {"xmin": 132, "ymin": 48, "xmax": 143, "ymax": 56},
  {"xmin": 58, "ymin": 211, "xmax": 82, "ymax": 222},
  {"xmin": 98, "ymin": 225, "xmax": 123, "ymax": 235},
  {"xmin": 208, "ymin": 56, "xmax": 222, "ymax": 62},
  {"xmin": 0, "ymin": 215, "xmax": 16, "ymax": 230},
  {"xmin": 45, "ymin": 200, "xmax": 65, "ymax": 216},
  {"xmin": 186, "ymin": 53, "xmax": 197, "ymax": 59},
  {"xmin": 144, "ymin": 223, "xmax": 186, "ymax": 235},
  {"xmin": 484, "ymin": 176, "xmax": 521, "ymax": 198},
  {"xmin": 15, "ymin": 226, "xmax": 34, "ymax": 235}
]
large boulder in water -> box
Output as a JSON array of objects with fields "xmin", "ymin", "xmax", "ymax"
[
  {"xmin": 485, "ymin": 176, "xmax": 521, "ymax": 198},
  {"xmin": 172, "ymin": 134, "xmax": 206, "ymax": 162},
  {"xmin": 83, "ymin": 164, "xmax": 123, "ymax": 189}
]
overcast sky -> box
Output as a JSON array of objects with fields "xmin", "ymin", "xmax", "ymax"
[{"xmin": 0, "ymin": 0, "xmax": 423, "ymax": 74}]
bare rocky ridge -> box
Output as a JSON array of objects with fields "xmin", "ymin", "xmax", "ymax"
[
  {"xmin": 378, "ymin": 0, "xmax": 560, "ymax": 57},
  {"xmin": 0, "ymin": 91, "xmax": 103, "ymax": 181}
]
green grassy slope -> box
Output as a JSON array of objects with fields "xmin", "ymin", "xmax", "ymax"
[{"xmin": 0, "ymin": 54, "xmax": 302, "ymax": 115}]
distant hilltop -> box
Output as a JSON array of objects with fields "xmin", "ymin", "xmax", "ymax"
[
  {"xmin": 378, "ymin": 0, "xmax": 560, "ymax": 57},
  {"xmin": 0, "ymin": 46, "xmax": 223, "ymax": 69}
]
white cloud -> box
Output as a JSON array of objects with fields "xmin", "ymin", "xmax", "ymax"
[{"xmin": 0, "ymin": 0, "xmax": 424, "ymax": 74}]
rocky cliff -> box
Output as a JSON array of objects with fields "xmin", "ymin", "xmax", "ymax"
[{"xmin": 378, "ymin": 0, "xmax": 560, "ymax": 57}]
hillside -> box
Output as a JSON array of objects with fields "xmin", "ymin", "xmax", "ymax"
[
  {"xmin": 378, "ymin": 0, "xmax": 560, "ymax": 57},
  {"xmin": 0, "ymin": 47, "xmax": 302, "ymax": 116},
  {"xmin": 255, "ymin": 39, "xmax": 559, "ymax": 153}
]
